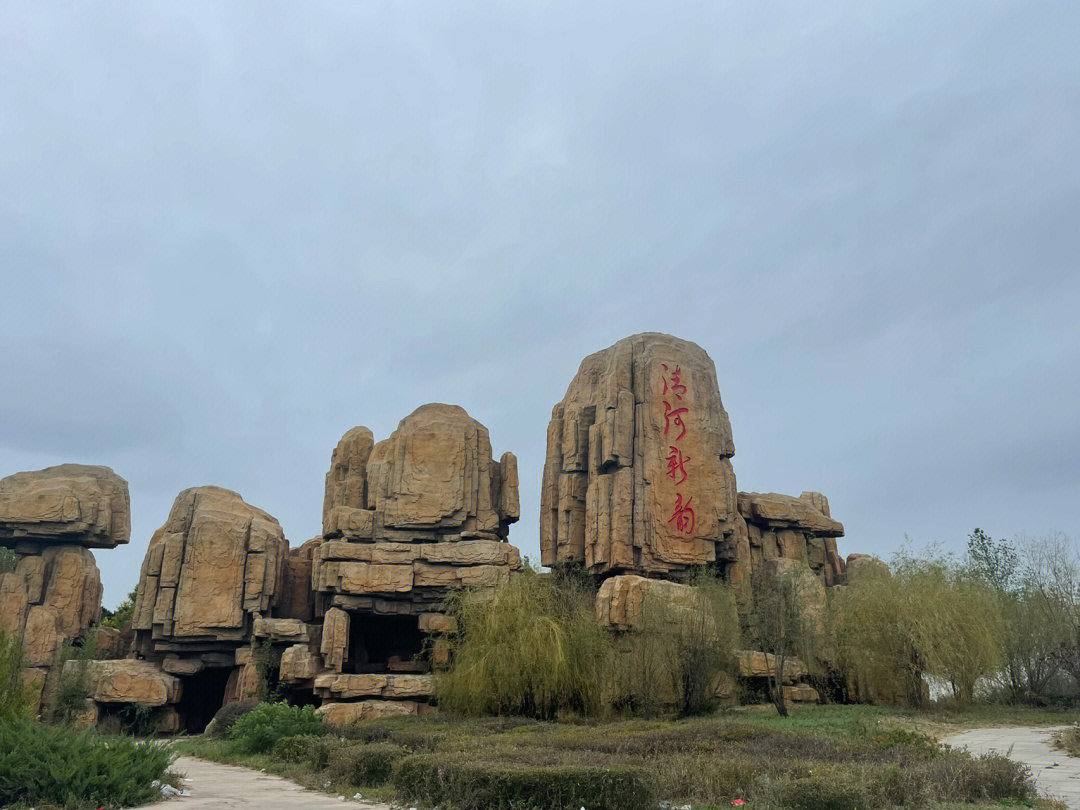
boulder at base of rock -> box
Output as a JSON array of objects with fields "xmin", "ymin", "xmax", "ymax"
[
  {"xmin": 316, "ymin": 699, "xmax": 420, "ymax": 725},
  {"xmin": 65, "ymin": 659, "xmax": 182, "ymax": 706}
]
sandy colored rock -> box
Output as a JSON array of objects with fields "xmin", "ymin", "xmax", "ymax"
[
  {"xmin": 277, "ymin": 537, "xmax": 321, "ymax": 621},
  {"xmin": 736, "ymin": 650, "xmax": 808, "ymax": 683},
  {"xmin": 541, "ymin": 333, "xmax": 738, "ymax": 576},
  {"xmin": 320, "ymin": 607, "xmax": 349, "ymax": 672},
  {"xmin": 418, "ymin": 612, "xmax": 456, "ymax": 634},
  {"xmin": 316, "ymin": 699, "xmax": 420, "ymax": 725},
  {"xmin": 41, "ymin": 546, "xmax": 102, "ymax": 639},
  {"xmin": 22, "ymin": 605, "xmax": 62, "ymax": 666},
  {"xmin": 0, "ymin": 465, "xmax": 130, "ymax": 548},
  {"xmin": 279, "ymin": 644, "xmax": 322, "ymax": 682},
  {"xmin": 94, "ymin": 625, "xmax": 126, "ymax": 659},
  {"xmin": 66, "ymin": 658, "xmax": 182, "ymax": 705},
  {"xmin": 322, "ymin": 427, "xmax": 375, "ymax": 537},
  {"xmin": 253, "ymin": 617, "xmax": 317, "ymax": 643},
  {"xmin": 0, "ymin": 571, "xmax": 29, "ymax": 634},
  {"xmin": 71, "ymin": 698, "xmax": 99, "ymax": 729},
  {"xmin": 315, "ymin": 673, "xmax": 433, "ymax": 700},
  {"xmin": 224, "ymin": 662, "xmax": 262, "ymax": 704},
  {"xmin": 783, "ymin": 683, "xmax": 820, "ymax": 703},
  {"xmin": 162, "ymin": 654, "xmax": 204, "ymax": 675},
  {"xmin": 133, "ymin": 486, "xmax": 287, "ymax": 648},
  {"xmin": 595, "ymin": 573, "xmax": 731, "ymax": 633},
  {"xmin": 737, "ymin": 492, "xmax": 844, "ymax": 536},
  {"xmin": 845, "ymin": 553, "xmax": 889, "ymax": 582}
]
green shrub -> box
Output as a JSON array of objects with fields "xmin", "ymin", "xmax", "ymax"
[
  {"xmin": 271, "ymin": 733, "xmax": 341, "ymax": 768},
  {"xmin": 392, "ymin": 755, "xmax": 653, "ymax": 810},
  {"xmin": 327, "ymin": 742, "xmax": 406, "ymax": 786},
  {"xmin": 0, "ymin": 717, "xmax": 173, "ymax": 809},
  {"xmin": 99, "ymin": 587, "xmax": 137, "ymax": 631},
  {"xmin": 0, "ymin": 547, "xmax": 17, "ymax": 574},
  {"xmin": 52, "ymin": 631, "xmax": 98, "ymax": 724},
  {"xmin": 229, "ymin": 701, "xmax": 323, "ymax": 753},
  {"xmin": 436, "ymin": 570, "xmax": 607, "ymax": 719},
  {"xmin": 207, "ymin": 699, "xmax": 258, "ymax": 738},
  {"xmin": 0, "ymin": 626, "xmax": 31, "ymax": 721}
]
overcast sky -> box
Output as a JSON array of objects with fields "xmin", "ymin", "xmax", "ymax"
[{"xmin": 3, "ymin": 2, "xmax": 1078, "ymax": 608}]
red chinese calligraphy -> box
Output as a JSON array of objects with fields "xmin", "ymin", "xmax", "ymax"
[
  {"xmin": 663, "ymin": 401, "xmax": 688, "ymax": 441},
  {"xmin": 662, "ymin": 364, "xmax": 687, "ymax": 400},
  {"xmin": 665, "ymin": 445, "xmax": 691, "ymax": 485},
  {"xmin": 667, "ymin": 493, "xmax": 695, "ymax": 535}
]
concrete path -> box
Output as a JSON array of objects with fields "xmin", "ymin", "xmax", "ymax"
[
  {"xmin": 944, "ymin": 726, "xmax": 1080, "ymax": 809},
  {"xmin": 140, "ymin": 755, "xmax": 392, "ymax": 809}
]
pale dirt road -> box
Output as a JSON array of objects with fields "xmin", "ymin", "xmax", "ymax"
[
  {"xmin": 945, "ymin": 725, "xmax": 1080, "ymax": 809},
  {"xmin": 137, "ymin": 755, "xmax": 393, "ymax": 810}
]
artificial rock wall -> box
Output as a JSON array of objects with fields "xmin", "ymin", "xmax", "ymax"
[{"xmin": 0, "ymin": 465, "xmax": 125, "ymax": 712}]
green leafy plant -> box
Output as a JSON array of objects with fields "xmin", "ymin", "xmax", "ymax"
[
  {"xmin": 0, "ymin": 547, "xmax": 18, "ymax": 575},
  {"xmin": 99, "ymin": 587, "xmax": 137, "ymax": 630},
  {"xmin": 228, "ymin": 701, "xmax": 323, "ymax": 753},
  {"xmin": 52, "ymin": 629, "xmax": 98, "ymax": 724},
  {"xmin": 0, "ymin": 626, "xmax": 31, "ymax": 721},
  {"xmin": 0, "ymin": 717, "xmax": 174, "ymax": 809},
  {"xmin": 436, "ymin": 569, "xmax": 607, "ymax": 719}
]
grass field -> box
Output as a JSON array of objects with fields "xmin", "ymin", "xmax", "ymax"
[{"xmin": 179, "ymin": 703, "xmax": 1072, "ymax": 810}]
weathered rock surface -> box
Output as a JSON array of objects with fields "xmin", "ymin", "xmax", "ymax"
[
  {"xmin": 65, "ymin": 659, "xmax": 182, "ymax": 705},
  {"xmin": 314, "ymin": 672, "xmax": 433, "ymax": 700},
  {"xmin": 595, "ymin": 573, "xmax": 728, "ymax": 632},
  {"xmin": 541, "ymin": 333, "xmax": 738, "ymax": 576},
  {"xmin": 0, "ymin": 465, "xmax": 130, "ymax": 549},
  {"xmin": 322, "ymin": 405, "xmax": 520, "ymax": 543},
  {"xmin": 737, "ymin": 491, "xmax": 846, "ymax": 587},
  {"xmin": 316, "ymin": 699, "xmax": 420, "ymax": 725},
  {"xmin": 132, "ymin": 486, "xmax": 288, "ymax": 650},
  {"xmin": 0, "ymin": 544, "xmax": 103, "ymax": 686}
]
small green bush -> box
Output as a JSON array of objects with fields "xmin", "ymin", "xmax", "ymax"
[
  {"xmin": 0, "ymin": 717, "xmax": 173, "ymax": 809},
  {"xmin": 207, "ymin": 699, "xmax": 258, "ymax": 738},
  {"xmin": 327, "ymin": 742, "xmax": 406, "ymax": 786},
  {"xmin": 392, "ymin": 755, "xmax": 653, "ymax": 810},
  {"xmin": 271, "ymin": 733, "xmax": 341, "ymax": 768},
  {"xmin": 99, "ymin": 587, "xmax": 137, "ymax": 631},
  {"xmin": 229, "ymin": 701, "xmax": 323, "ymax": 753}
]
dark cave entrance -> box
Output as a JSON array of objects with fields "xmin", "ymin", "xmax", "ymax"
[
  {"xmin": 177, "ymin": 666, "xmax": 232, "ymax": 733},
  {"xmin": 347, "ymin": 613, "xmax": 426, "ymax": 673}
]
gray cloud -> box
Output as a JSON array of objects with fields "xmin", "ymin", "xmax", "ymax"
[{"xmin": 2, "ymin": 1, "xmax": 1078, "ymax": 606}]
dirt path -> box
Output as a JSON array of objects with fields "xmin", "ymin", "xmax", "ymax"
[
  {"xmin": 140, "ymin": 755, "xmax": 392, "ymax": 809},
  {"xmin": 944, "ymin": 725, "xmax": 1080, "ymax": 809}
]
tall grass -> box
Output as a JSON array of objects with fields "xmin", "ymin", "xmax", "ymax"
[
  {"xmin": 0, "ymin": 626, "xmax": 31, "ymax": 721},
  {"xmin": 436, "ymin": 569, "xmax": 607, "ymax": 719}
]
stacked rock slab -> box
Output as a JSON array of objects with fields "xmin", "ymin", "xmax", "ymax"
[
  {"xmin": 0, "ymin": 465, "xmax": 125, "ymax": 711},
  {"xmin": 130, "ymin": 486, "xmax": 290, "ymax": 728},
  {"xmin": 305, "ymin": 404, "xmax": 522, "ymax": 723},
  {"xmin": 540, "ymin": 333, "xmax": 738, "ymax": 576}
]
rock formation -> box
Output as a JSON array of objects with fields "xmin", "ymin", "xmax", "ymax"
[
  {"xmin": 307, "ymin": 404, "xmax": 522, "ymax": 720},
  {"xmin": 541, "ymin": 333, "xmax": 738, "ymax": 576},
  {"xmin": 0, "ymin": 464, "xmax": 130, "ymax": 549},
  {"xmin": 125, "ymin": 486, "xmax": 289, "ymax": 730},
  {"xmin": 0, "ymin": 465, "xmax": 122, "ymax": 712}
]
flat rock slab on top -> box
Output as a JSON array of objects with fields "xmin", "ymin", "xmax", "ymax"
[{"xmin": 0, "ymin": 464, "xmax": 130, "ymax": 549}]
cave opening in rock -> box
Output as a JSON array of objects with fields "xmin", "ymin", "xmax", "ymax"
[
  {"xmin": 177, "ymin": 666, "xmax": 232, "ymax": 733},
  {"xmin": 347, "ymin": 613, "xmax": 426, "ymax": 673}
]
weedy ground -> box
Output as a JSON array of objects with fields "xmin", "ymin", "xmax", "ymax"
[{"xmin": 177, "ymin": 703, "xmax": 1076, "ymax": 810}]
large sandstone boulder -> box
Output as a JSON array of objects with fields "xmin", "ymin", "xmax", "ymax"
[
  {"xmin": 322, "ymin": 404, "xmax": 519, "ymax": 543},
  {"xmin": 540, "ymin": 333, "xmax": 738, "ymax": 576},
  {"xmin": 64, "ymin": 659, "xmax": 182, "ymax": 705},
  {"xmin": 0, "ymin": 465, "xmax": 130, "ymax": 549},
  {"xmin": 132, "ymin": 487, "xmax": 288, "ymax": 651},
  {"xmin": 595, "ymin": 573, "xmax": 729, "ymax": 632},
  {"xmin": 0, "ymin": 545, "xmax": 102, "ymax": 664}
]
